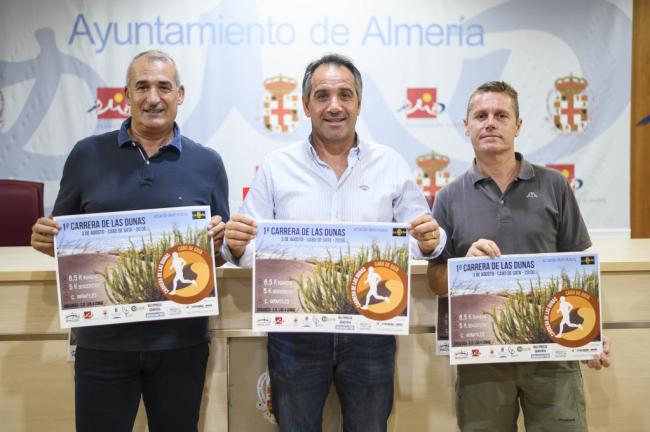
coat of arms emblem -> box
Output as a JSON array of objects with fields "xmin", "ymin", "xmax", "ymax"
[
  {"xmin": 263, "ymin": 75, "xmax": 299, "ymax": 133},
  {"xmin": 550, "ymin": 74, "xmax": 589, "ymax": 133}
]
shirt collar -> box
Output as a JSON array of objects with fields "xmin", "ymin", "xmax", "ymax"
[
  {"xmin": 117, "ymin": 117, "xmax": 182, "ymax": 152},
  {"xmin": 305, "ymin": 133, "xmax": 362, "ymax": 162},
  {"xmin": 469, "ymin": 152, "xmax": 534, "ymax": 184}
]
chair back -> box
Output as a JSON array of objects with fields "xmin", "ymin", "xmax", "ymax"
[{"xmin": 0, "ymin": 180, "xmax": 44, "ymax": 246}]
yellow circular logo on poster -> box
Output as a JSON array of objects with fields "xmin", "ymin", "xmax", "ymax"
[
  {"xmin": 543, "ymin": 288, "xmax": 600, "ymax": 348},
  {"xmin": 156, "ymin": 244, "xmax": 214, "ymax": 304},
  {"xmin": 349, "ymin": 259, "xmax": 408, "ymax": 321}
]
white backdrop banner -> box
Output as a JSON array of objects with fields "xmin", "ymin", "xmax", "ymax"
[{"xmin": 0, "ymin": 0, "xmax": 632, "ymax": 230}]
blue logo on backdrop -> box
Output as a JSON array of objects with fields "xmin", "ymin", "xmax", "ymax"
[
  {"xmin": 446, "ymin": 0, "xmax": 631, "ymax": 167},
  {"xmin": 0, "ymin": 28, "xmax": 105, "ymax": 184}
]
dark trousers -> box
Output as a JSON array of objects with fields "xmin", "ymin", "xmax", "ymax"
[{"xmin": 74, "ymin": 343, "xmax": 209, "ymax": 432}]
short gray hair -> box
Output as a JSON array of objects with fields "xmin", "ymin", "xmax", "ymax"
[
  {"xmin": 302, "ymin": 53, "xmax": 362, "ymax": 103},
  {"xmin": 126, "ymin": 50, "xmax": 181, "ymax": 87}
]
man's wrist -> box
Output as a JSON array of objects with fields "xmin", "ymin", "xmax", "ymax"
[
  {"xmin": 417, "ymin": 240, "xmax": 434, "ymax": 255},
  {"xmin": 228, "ymin": 244, "xmax": 244, "ymax": 260}
]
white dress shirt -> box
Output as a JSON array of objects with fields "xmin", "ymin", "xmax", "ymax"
[{"xmin": 225, "ymin": 136, "xmax": 446, "ymax": 267}]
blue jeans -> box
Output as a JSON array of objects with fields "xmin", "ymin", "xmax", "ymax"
[
  {"xmin": 74, "ymin": 343, "xmax": 209, "ymax": 432},
  {"xmin": 268, "ymin": 332, "xmax": 396, "ymax": 432}
]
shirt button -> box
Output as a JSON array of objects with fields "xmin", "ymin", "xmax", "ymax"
[{"xmin": 500, "ymin": 200, "xmax": 505, "ymax": 204}]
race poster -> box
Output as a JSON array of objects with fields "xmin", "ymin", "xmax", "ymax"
[
  {"xmin": 253, "ymin": 221, "xmax": 411, "ymax": 335},
  {"xmin": 54, "ymin": 206, "xmax": 218, "ymax": 328},
  {"xmin": 447, "ymin": 252, "xmax": 603, "ymax": 365}
]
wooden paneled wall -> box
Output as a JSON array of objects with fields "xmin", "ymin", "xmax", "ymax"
[{"xmin": 631, "ymin": 0, "xmax": 650, "ymax": 237}]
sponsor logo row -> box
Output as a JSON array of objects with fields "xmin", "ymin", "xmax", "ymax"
[
  {"xmin": 87, "ymin": 80, "xmax": 591, "ymax": 206},
  {"xmin": 452, "ymin": 343, "xmax": 600, "ymax": 361},
  {"xmin": 64, "ymin": 302, "xmax": 214, "ymax": 324},
  {"xmin": 255, "ymin": 314, "xmax": 404, "ymax": 332},
  {"xmin": 91, "ymin": 74, "xmax": 592, "ymax": 137}
]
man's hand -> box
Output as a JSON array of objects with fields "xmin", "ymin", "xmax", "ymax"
[
  {"xmin": 207, "ymin": 215, "xmax": 226, "ymax": 252},
  {"xmin": 466, "ymin": 238, "xmax": 501, "ymax": 258},
  {"xmin": 225, "ymin": 213, "xmax": 257, "ymax": 259},
  {"xmin": 582, "ymin": 336, "xmax": 612, "ymax": 371},
  {"xmin": 408, "ymin": 214, "xmax": 441, "ymax": 255},
  {"xmin": 31, "ymin": 217, "xmax": 60, "ymax": 257}
]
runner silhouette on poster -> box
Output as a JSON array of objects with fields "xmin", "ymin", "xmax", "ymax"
[
  {"xmin": 556, "ymin": 296, "xmax": 583, "ymax": 337},
  {"xmin": 170, "ymin": 252, "xmax": 196, "ymax": 295},
  {"xmin": 362, "ymin": 267, "xmax": 390, "ymax": 310}
]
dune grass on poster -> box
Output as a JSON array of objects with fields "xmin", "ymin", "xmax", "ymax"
[
  {"xmin": 295, "ymin": 243, "xmax": 408, "ymax": 315},
  {"xmin": 487, "ymin": 271, "xmax": 599, "ymax": 345},
  {"xmin": 100, "ymin": 226, "xmax": 210, "ymax": 304}
]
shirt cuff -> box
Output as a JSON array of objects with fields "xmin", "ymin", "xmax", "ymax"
[
  {"xmin": 220, "ymin": 240, "xmax": 254, "ymax": 268},
  {"xmin": 410, "ymin": 226, "xmax": 447, "ymax": 260}
]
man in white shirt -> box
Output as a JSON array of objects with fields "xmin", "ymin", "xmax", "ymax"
[{"xmin": 224, "ymin": 53, "xmax": 445, "ymax": 432}]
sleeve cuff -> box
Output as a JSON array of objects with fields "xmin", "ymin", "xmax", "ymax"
[
  {"xmin": 220, "ymin": 240, "xmax": 254, "ymax": 268},
  {"xmin": 411, "ymin": 227, "xmax": 447, "ymax": 260}
]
